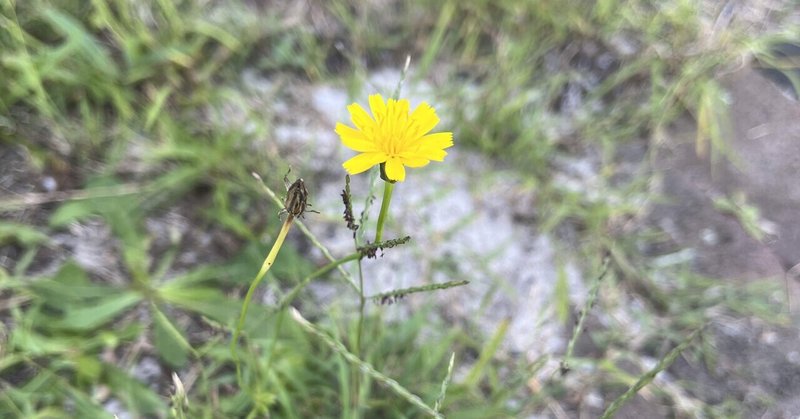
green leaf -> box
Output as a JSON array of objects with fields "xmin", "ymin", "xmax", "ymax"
[
  {"xmin": 49, "ymin": 179, "xmax": 141, "ymax": 227},
  {"xmin": 151, "ymin": 304, "xmax": 192, "ymax": 367},
  {"xmin": 0, "ymin": 222, "xmax": 49, "ymax": 246},
  {"xmin": 160, "ymin": 286, "xmax": 238, "ymax": 323},
  {"xmin": 161, "ymin": 264, "xmax": 239, "ymax": 288},
  {"xmin": 29, "ymin": 261, "xmax": 119, "ymax": 308},
  {"xmin": 106, "ymin": 364, "xmax": 166, "ymax": 416},
  {"xmin": 144, "ymin": 85, "xmax": 173, "ymax": 130},
  {"xmin": 65, "ymin": 384, "xmax": 109, "ymax": 418},
  {"xmin": 271, "ymin": 242, "xmax": 314, "ymax": 281},
  {"xmin": 4, "ymin": 366, "xmax": 108, "ymax": 417},
  {"xmin": 57, "ymin": 291, "xmax": 142, "ymax": 330},
  {"xmin": 49, "ymin": 200, "xmax": 92, "ymax": 227},
  {"xmin": 49, "ymin": 179, "xmax": 150, "ymax": 281},
  {"xmin": 464, "ymin": 318, "xmax": 509, "ymax": 389},
  {"xmin": 11, "ymin": 329, "xmax": 80, "ymax": 356},
  {"xmin": 41, "ymin": 8, "xmax": 119, "ymax": 78},
  {"xmin": 52, "ymin": 260, "xmax": 89, "ymax": 285},
  {"xmin": 192, "ymin": 20, "xmax": 241, "ymax": 50},
  {"xmin": 175, "ymin": 290, "xmax": 247, "ymax": 324},
  {"xmin": 0, "ymin": 354, "xmax": 23, "ymax": 374},
  {"xmin": 75, "ymin": 355, "xmax": 103, "ymax": 385},
  {"xmin": 49, "ymin": 195, "xmax": 125, "ymax": 227},
  {"xmin": 103, "ymin": 206, "xmax": 149, "ymax": 280},
  {"xmin": 160, "ymin": 286, "xmax": 271, "ymax": 336}
]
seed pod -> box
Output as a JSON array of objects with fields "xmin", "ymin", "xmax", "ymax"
[{"xmin": 284, "ymin": 178, "xmax": 310, "ymax": 217}]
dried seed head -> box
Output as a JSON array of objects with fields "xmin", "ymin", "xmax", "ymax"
[
  {"xmin": 341, "ymin": 175, "xmax": 359, "ymax": 232},
  {"xmin": 284, "ymin": 178, "xmax": 310, "ymax": 218},
  {"xmin": 357, "ymin": 236, "xmax": 411, "ymax": 259}
]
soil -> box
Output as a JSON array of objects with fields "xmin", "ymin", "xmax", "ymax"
[{"xmin": 642, "ymin": 66, "xmax": 800, "ymax": 418}]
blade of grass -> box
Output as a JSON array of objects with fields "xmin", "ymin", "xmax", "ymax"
[
  {"xmin": 367, "ymin": 279, "xmax": 469, "ymax": 302},
  {"xmin": 434, "ymin": 352, "xmax": 456, "ymax": 414},
  {"xmin": 561, "ymin": 255, "xmax": 610, "ymax": 374},
  {"xmin": 464, "ymin": 317, "xmax": 509, "ymax": 388},
  {"xmin": 601, "ymin": 327, "xmax": 704, "ymax": 418},
  {"xmin": 289, "ymin": 307, "xmax": 443, "ymax": 419}
]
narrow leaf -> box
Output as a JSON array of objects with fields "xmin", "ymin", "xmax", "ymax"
[
  {"xmin": 0, "ymin": 222, "xmax": 49, "ymax": 246},
  {"xmin": 57, "ymin": 291, "xmax": 141, "ymax": 330},
  {"xmin": 151, "ymin": 304, "xmax": 193, "ymax": 367},
  {"xmin": 464, "ymin": 318, "xmax": 509, "ymax": 388}
]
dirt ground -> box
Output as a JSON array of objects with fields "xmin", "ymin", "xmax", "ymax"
[{"xmin": 638, "ymin": 65, "xmax": 800, "ymax": 418}]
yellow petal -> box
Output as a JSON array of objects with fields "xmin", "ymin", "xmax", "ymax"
[
  {"xmin": 348, "ymin": 103, "xmax": 376, "ymax": 132},
  {"xmin": 416, "ymin": 148, "xmax": 447, "ymax": 161},
  {"xmin": 397, "ymin": 99, "xmax": 410, "ymax": 119},
  {"xmin": 384, "ymin": 157, "xmax": 406, "ymax": 182},
  {"xmin": 400, "ymin": 156, "xmax": 430, "ymax": 168},
  {"xmin": 387, "ymin": 98, "xmax": 410, "ymax": 125},
  {"xmin": 343, "ymin": 152, "xmax": 387, "ymax": 175},
  {"xmin": 368, "ymin": 94, "xmax": 386, "ymax": 121},
  {"xmin": 420, "ymin": 132, "xmax": 453, "ymax": 149},
  {"xmin": 409, "ymin": 102, "xmax": 439, "ymax": 136},
  {"xmin": 406, "ymin": 131, "xmax": 451, "ymax": 151},
  {"xmin": 336, "ymin": 123, "xmax": 377, "ymax": 152}
]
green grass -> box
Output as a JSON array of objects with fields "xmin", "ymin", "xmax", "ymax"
[{"xmin": 1, "ymin": 0, "xmax": 797, "ymax": 417}]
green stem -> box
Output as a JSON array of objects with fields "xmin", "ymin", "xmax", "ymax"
[
  {"xmin": 374, "ymin": 181, "xmax": 395, "ymax": 243},
  {"xmin": 231, "ymin": 216, "xmax": 294, "ymax": 385},
  {"xmin": 353, "ymin": 178, "xmax": 394, "ymax": 416}
]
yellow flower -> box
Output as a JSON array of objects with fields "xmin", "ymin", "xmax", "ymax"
[{"xmin": 336, "ymin": 94, "xmax": 453, "ymax": 182}]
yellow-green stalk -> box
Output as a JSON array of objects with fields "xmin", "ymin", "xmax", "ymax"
[{"xmin": 231, "ymin": 215, "xmax": 294, "ymax": 384}]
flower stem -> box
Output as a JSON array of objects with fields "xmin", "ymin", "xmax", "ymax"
[
  {"xmin": 358, "ymin": 178, "xmax": 394, "ymax": 355},
  {"xmin": 374, "ymin": 181, "xmax": 394, "ymax": 243},
  {"xmin": 353, "ymin": 178, "xmax": 394, "ymax": 415},
  {"xmin": 231, "ymin": 215, "xmax": 294, "ymax": 386}
]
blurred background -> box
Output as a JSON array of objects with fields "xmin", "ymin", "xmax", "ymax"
[{"xmin": 2, "ymin": 0, "xmax": 800, "ymax": 417}]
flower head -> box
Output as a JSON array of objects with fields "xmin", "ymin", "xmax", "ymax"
[{"xmin": 336, "ymin": 94, "xmax": 453, "ymax": 182}]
